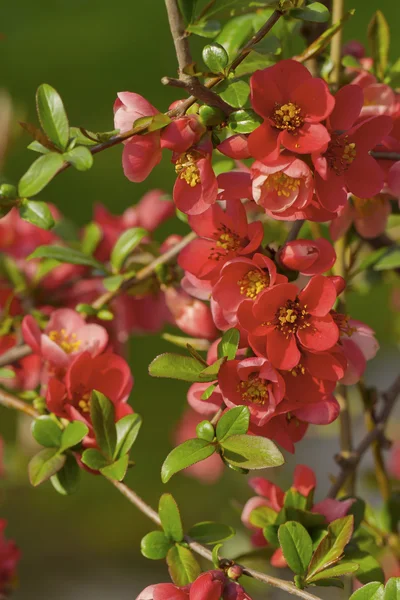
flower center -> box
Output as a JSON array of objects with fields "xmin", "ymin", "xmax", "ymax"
[
  {"xmin": 238, "ymin": 269, "xmax": 270, "ymax": 299},
  {"xmin": 209, "ymin": 225, "xmax": 243, "ymax": 260},
  {"xmin": 332, "ymin": 312, "xmax": 356, "ymax": 337},
  {"xmin": 325, "ymin": 135, "xmax": 357, "ymax": 175},
  {"xmin": 271, "ymin": 102, "xmax": 304, "ymax": 132},
  {"xmin": 48, "ymin": 329, "xmax": 81, "ymax": 354},
  {"xmin": 352, "ymin": 194, "xmax": 385, "ymax": 216},
  {"xmin": 264, "ymin": 171, "xmax": 301, "ymax": 198},
  {"xmin": 268, "ymin": 299, "xmax": 310, "ymax": 338},
  {"xmin": 290, "ymin": 364, "xmax": 305, "ymax": 377},
  {"xmin": 175, "ymin": 152, "xmax": 201, "ymax": 187},
  {"xmin": 238, "ymin": 374, "xmax": 269, "ymax": 405},
  {"xmin": 78, "ymin": 392, "xmax": 91, "ymax": 414}
]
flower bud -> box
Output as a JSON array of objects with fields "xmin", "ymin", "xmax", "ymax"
[
  {"xmin": 196, "ymin": 420, "xmax": 215, "ymax": 442},
  {"xmin": 279, "ymin": 239, "xmax": 336, "ymax": 276},
  {"xmin": 226, "ymin": 565, "xmax": 243, "ymax": 581}
]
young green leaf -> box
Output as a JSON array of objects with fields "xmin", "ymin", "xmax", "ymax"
[
  {"xmin": 249, "ymin": 505, "xmax": 277, "ymax": 528},
  {"xmin": 368, "ymin": 11, "xmax": 390, "ymax": 80},
  {"xmin": 218, "ymin": 79, "xmax": 250, "ymax": 108},
  {"xmin": 114, "ymin": 413, "xmax": 142, "ymax": 459},
  {"xmin": 383, "ymin": 577, "xmax": 400, "ymax": 600},
  {"xmin": 18, "ymin": 153, "xmax": 65, "ymax": 198},
  {"xmin": 110, "ymin": 227, "xmax": 148, "ymax": 273},
  {"xmin": 81, "ymin": 222, "xmax": 102, "ymax": 256},
  {"xmin": 291, "ymin": 2, "xmax": 330, "ymax": 23},
  {"xmin": 307, "ymin": 561, "xmax": 359, "ymax": 583},
  {"xmin": 202, "ymin": 42, "xmax": 229, "ymax": 73},
  {"xmin": 278, "ymin": 521, "xmax": 313, "ymax": 575},
  {"xmin": 161, "ymin": 438, "xmax": 216, "ymax": 483},
  {"xmin": 141, "ymin": 530, "xmax": 173, "ymax": 560},
  {"xmin": 29, "ymin": 448, "xmax": 66, "ymax": 486},
  {"xmin": 199, "ymin": 357, "xmax": 226, "ymax": 379},
  {"xmin": 0, "ymin": 368, "xmax": 15, "ymax": 379},
  {"xmin": 217, "ymin": 328, "xmax": 240, "ymax": 360},
  {"xmin": 28, "ymin": 245, "xmax": 104, "ymax": 270},
  {"xmin": 159, "ymin": 494, "xmax": 184, "ymax": 543},
  {"xmin": 51, "ymin": 454, "xmax": 80, "ymax": 495},
  {"xmin": 90, "ymin": 391, "xmax": 117, "ymax": 458},
  {"xmin": 345, "ymin": 549, "xmax": 384, "ymax": 584},
  {"xmin": 200, "ymin": 384, "xmax": 217, "ymax": 401},
  {"xmin": 216, "ymin": 14, "xmax": 254, "ymax": 60},
  {"xmin": 100, "ymin": 454, "xmax": 129, "ymax": 481},
  {"xmin": 19, "ymin": 199, "xmax": 55, "ymax": 230},
  {"xmin": 306, "ymin": 516, "xmax": 354, "ymax": 579},
  {"xmin": 374, "ymin": 248, "xmax": 400, "ymax": 271},
  {"xmin": 36, "ymin": 84, "xmax": 69, "ymax": 150},
  {"xmin": 188, "ymin": 521, "xmax": 235, "ymax": 545},
  {"xmin": 349, "ymin": 581, "xmax": 384, "ymax": 600},
  {"xmin": 216, "ymin": 406, "xmax": 250, "ymax": 442},
  {"xmin": 178, "ymin": 0, "xmax": 197, "ymax": 23},
  {"xmin": 31, "ymin": 416, "xmax": 62, "ymax": 448},
  {"xmin": 187, "ymin": 20, "xmax": 221, "ymax": 38},
  {"xmin": 167, "ymin": 544, "xmax": 201, "ymax": 586},
  {"xmin": 60, "ymin": 421, "xmax": 89, "ymax": 452},
  {"xmin": 228, "ymin": 109, "xmax": 262, "ymax": 133},
  {"xmin": 63, "ymin": 146, "xmax": 94, "ymax": 171},
  {"xmin": 221, "ymin": 434, "xmax": 284, "ymax": 470},
  {"xmin": 81, "ymin": 448, "xmax": 109, "ymax": 470},
  {"xmin": 149, "ymin": 353, "xmax": 214, "ymax": 383}
]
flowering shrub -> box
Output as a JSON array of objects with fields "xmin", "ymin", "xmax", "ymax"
[{"xmin": 0, "ymin": 1, "xmax": 400, "ymax": 599}]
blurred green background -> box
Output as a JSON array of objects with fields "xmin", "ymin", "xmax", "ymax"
[{"xmin": 1, "ymin": 0, "xmax": 400, "ymax": 598}]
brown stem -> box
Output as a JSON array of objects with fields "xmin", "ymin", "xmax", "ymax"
[
  {"xmin": 164, "ymin": 0, "xmax": 193, "ymax": 77},
  {"xmin": 161, "ymin": 77, "xmax": 234, "ymax": 114},
  {"xmin": 285, "ymin": 220, "xmax": 304, "ymax": 243},
  {"xmin": 0, "ymin": 344, "xmax": 31, "ymax": 368},
  {"xmin": 328, "ymin": 374, "xmax": 400, "ymax": 498},
  {"xmin": 329, "ymin": 0, "xmax": 344, "ymax": 88},
  {"xmin": 0, "ymin": 388, "xmax": 38, "ymax": 417}
]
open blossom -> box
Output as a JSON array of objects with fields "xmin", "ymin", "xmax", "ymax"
[
  {"xmin": 329, "ymin": 194, "xmax": 392, "ymax": 240},
  {"xmin": 218, "ymin": 357, "xmax": 285, "ymax": 426},
  {"xmin": 164, "ymin": 287, "xmax": 218, "ymax": 341},
  {"xmin": 238, "ymin": 276, "xmax": 339, "ymax": 370},
  {"xmin": 251, "ymin": 156, "xmax": 313, "ymax": 220},
  {"xmin": 178, "ymin": 200, "xmax": 263, "ymax": 282},
  {"xmin": 22, "ymin": 308, "xmax": 108, "ymax": 369},
  {"xmin": 248, "ymin": 59, "xmax": 334, "ymax": 160},
  {"xmin": 337, "ymin": 318, "xmax": 379, "ymax": 385},
  {"xmin": 241, "ymin": 466, "xmax": 354, "ymax": 562},
  {"xmin": 0, "ymin": 520, "xmax": 20, "ymax": 594},
  {"xmin": 46, "ymin": 351, "xmax": 133, "ymax": 431},
  {"xmin": 312, "ymin": 84, "xmax": 393, "ymax": 212},
  {"xmin": 114, "ymin": 92, "xmax": 162, "ymax": 182},
  {"xmin": 279, "ymin": 238, "xmax": 336, "ymax": 275}
]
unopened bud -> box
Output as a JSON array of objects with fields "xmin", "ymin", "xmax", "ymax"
[{"xmin": 227, "ymin": 565, "xmax": 243, "ymax": 580}]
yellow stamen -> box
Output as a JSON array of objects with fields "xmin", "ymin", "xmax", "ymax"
[
  {"xmin": 272, "ymin": 102, "xmax": 304, "ymax": 132},
  {"xmin": 48, "ymin": 329, "xmax": 82, "ymax": 354},
  {"xmin": 175, "ymin": 152, "xmax": 201, "ymax": 187},
  {"xmin": 264, "ymin": 171, "xmax": 301, "ymax": 198},
  {"xmin": 237, "ymin": 270, "xmax": 270, "ymax": 299},
  {"xmin": 238, "ymin": 374, "xmax": 269, "ymax": 405}
]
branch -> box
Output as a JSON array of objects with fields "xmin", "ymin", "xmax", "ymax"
[
  {"xmin": 328, "ymin": 374, "xmax": 400, "ymax": 498},
  {"xmin": 0, "ymin": 388, "xmax": 38, "ymax": 417},
  {"xmin": 329, "ymin": 0, "xmax": 344, "ymax": 88},
  {"xmin": 161, "ymin": 76, "xmax": 234, "ymax": 114},
  {"xmin": 286, "ymin": 220, "xmax": 305, "ymax": 243},
  {"xmin": 0, "ymin": 344, "xmax": 31, "ymax": 368}
]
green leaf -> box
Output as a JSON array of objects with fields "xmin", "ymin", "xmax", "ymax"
[
  {"xmin": 307, "ymin": 561, "xmax": 359, "ymax": 582},
  {"xmin": 90, "ymin": 391, "xmax": 117, "ymax": 458},
  {"xmin": 218, "ymin": 79, "xmax": 250, "ymax": 108},
  {"xmin": 187, "ymin": 20, "xmax": 221, "ymax": 38},
  {"xmin": 368, "ymin": 11, "xmax": 390, "ymax": 80},
  {"xmin": 199, "ymin": 356, "xmax": 226, "ymax": 379},
  {"xmin": 60, "ymin": 421, "xmax": 88, "ymax": 452},
  {"xmin": 212, "ymin": 543, "xmax": 223, "ymax": 568},
  {"xmin": 0, "ymin": 368, "xmax": 15, "ymax": 379},
  {"xmin": 29, "ymin": 448, "xmax": 66, "ymax": 486},
  {"xmin": 216, "ymin": 406, "xmax": 249, "ymax": 442},
  {"xmin": 28, "ymin": 245, "xmax": 104, "ymax": 270},
  {"xmin": 161, "ymin": 438, "xmax": 216, "ymax": 483},
  {"xmin": 167, "ymin": 544, "xmax": 201, "ymax": 586},
  {"xmin": 114, "ymin": 413, "xmax": 142, "ymax": 459},
  {"xmin": 291, "ymin": 2, "xmax": 330, "ymax": 22},
  {"xmin": 384, "ymin": 578, "xmax": 400, "ymax": 600},
  {"xmin": 345, "ymin": 549, "xmax": 384, "ymax": 585},
  {"xmin": 36, "ymin": 84, "xmax": 69, "ymax": 150},
  {"xmin": 311, "ymin": 578, "xmax": 344, "ymax": 589},
  {"xmin": 202, "ymin": 42, "xmax": 229, "ymax": 73},
  {"xmin": 216, "ymin": 14, "xmax": 254, "ymax": 60},
  {"xmin": 278, "ymin": 521, "xmax": 313, "ymax": 575},
  {"xmin": 350, "ymin": 582, "xmax": 385, "ymax": 600},
  {"xmin": 19, "ymin": 199, "xmax": 55, "ymax": 230},
  {"xmin": 196, "ymin": 421, "xmax": 215, "ymax": 442},
  {"xmin": 100, "ymin": 454, "xmax": 129, "ymax": 481},
  {"xmin": 307, "ymin": 516, "xmax": 354, "ymax": 579},
  {"xmin": 221, "ymin": 434, "xmax": 284, "ymax": 469},
  {"xmin": 234, "ymin": 51, "xmax": 276, "ymax": 77},
  {"xmin": 188, "ymin": 521, "xmax": 235, "ymax": 545},
  {"xmin": 249, "ymin": 505, "xmax": 277, "ymax": 528},
  {"xmin": 149, "ymin": 353, "xmax": 215, "ymax": 383},
  {"xmin": 18, "ymin": 152, "xmax": 65, "ymax": 198},
  {"xmin": 110, "ymin": 227, "xmax": 148, "ymax": 273},
  {"xmin": 81, "ymin": 448, "xmax": 108, "ymax": 470},
  {"xmin": 284, "ymin": 489, "xmax": 308, "ymax": 511},
  {"xmin": 228, "ymin": 109, "xmax": 262, "ymax": 133},
  {"xmin": 31, "ymin": 416, "xmax": 62, "ymax": 448},
  {"xmin": 50, "ymin": 454, "xmax": 80, "ymax": 495},
  {"xmin": 200, "ymin": 384, "xmax": 217, "ymax": 400},
  {"xmin": 63, "ymin": 146, "xmax": 93, "ymax": 171},
  {"xmin": 141, "ymin": 530, "xmax": 173, "ymax": 560},
  {"xmin": 81, "ymin": 222, "xmax": 102, "ymax": 256},
  {"xmin": 374, "ymin": 248, "xmax": 400, "ymax": 271},
  {"xmin": 178, "ymin": 0, "xmax": 197, "ymax": 23},
  {"xmin": 296, "ymin": 9, "xmax": 355, "ymax": 63},
  {"xmin": 159, "ymin": 494, "xmax": 184, "ymax": 543}
]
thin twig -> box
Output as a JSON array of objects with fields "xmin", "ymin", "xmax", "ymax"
[
  {"xmin": 0, "ymin": 388, "xmax": 38, "ymax": 417},
  {"xmin": 329, "ymin": 0, "xmax": 344, "ymax": 89},
  {"xmin": 0, "ymin": 344, "xmax": 31, "ymax": 368},
  {"xmin": 286, "ymin": 220, "xmax": 304, "ymax": 243}
]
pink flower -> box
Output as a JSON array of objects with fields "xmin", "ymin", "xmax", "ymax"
[
  {"xmin": 164, "ymin": 287, "xmax": 218, "ymax": 341},
  {"xmin": 137, "ymin": 584, "xmax": 189, "ymax": 600},
  {"xmin": 329, "ymin": 194, "xmax": 392, "ymax": 240},
  {"xmin": 338, "ymin": 318, "xmax": 379, "ymax": 385},
  {"xmin": 161, "ymin": 115, "xmax": 205, "ymax": 153},
  {"xmin": 187, "ymin": 382, "xmax": 223, "ymax": 416},
  {"xmin": 136, "ymin": 572, "xmax": 252, "ymax": 600},
  {"xmin": 217, "ymin": 135, "xmax": 251, "ymax": 159},
  {"xmin": 46, "ymin": 351, "xmax": 133, "ymax": 430},
  {"xmin": 248, "ymin": 60, "xmax": 334, "ymax": 160},
  {"xmin": 114, "ymin": 92, "xmax": 162, "ymax": 182},
  {"xmin": 0, "ymin": 520, "xmax": 20, "ymax": 594},
  {"xmin": 279, "ymin": 238, "xmax": 336, "ymax": 275},
  {"xmin": 22, "ymin": 309, "xmax": 108, "ymax": 368},
  {"xmin": 178, "ymin": 201, "xmax": 263, "ymax": 282},
  {"xmin": 251, "ymin": 156, "xmax": 313, "ymax": 220},
  {"xmin": 173, "ymin": 145, "xmax": 218, "ymax": 215},
  {"xmin": 218, "ymin": 357, "xmax": 285, "ymax": 426}
]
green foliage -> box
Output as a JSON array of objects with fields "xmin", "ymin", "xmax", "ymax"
[
  {"xmin": 32, "ymin": 416, "xmax": 62, "ymax": 448},
  {"xmin": 202, "ymin": 42, "xmax": 229, "ymax": 73},
  {"xmin": 349, "ymin": 578, "xmax": 400, "ymax": 600},
  {"xmin": 199, "ymin": 105, "xmax": 226, "ymax": 126},
  {"xmin": 249, "ymin": 505, "xmax": 277, "ymax": 528},
  {"xmin": 141, "ymin": 531, "xmax": 173, "ymax": 559},
  {"xmin": 60, "ymin": 421, "xmax": 89, "ymax": 452},
  {"xmin": 187, "ymin": 20, "xmax": 222, "ymax": 38},
  {"xmin": 51, "ymin": 454, "xmax": 80, "ymax": 495},
  {"xmin": 99, "ymin": 455, "xmax": 129, "ymax": 481},
  {"xmin": 216, "ymin": 14, "xmax": 255, "ymax": 60},
  {"xmin": 149, "ymin": 353, "xmax": 217, "ymax": 382},
  {"xmin": 228, "ymin": 109, "xmax": 262, "ymax": 133},
  {"xmin": 18, "ymin": 152, "xmax": 65, "ymax": 198},
  {"xmin": 159, "ymin": 494, "xmax": 184, "ymax": 543},
  {"xmin": 373, "ymin": 248, "xmax": 400, "ymax": 271},
  {"xmin": 161, "ymin": 438, "xmax": 216, "ymax": 483},
  {"xmin": 90, "ymin": 391, "xmax": 117, "ymax": 458},
  {"xmin": 81, "ymin": 449, "xmax": 109, "ymax": 470},
  {"xmin": 81, "ymin": 222, "xmax": 102, "ymax": 255},
  {"xmin": 290, "ymin": 2, "xmax": 330, "ymax": 23},
  {"xmin": 0, "ymin": 368, "xmax": 15, "ymax": 379},
  {"xmin": 110, "ymin": 227, "xmax": 148, "ymax": 273},
  {"xmin": 114, "ymin": 414, "xmax": 142, "ymax": 460},
  {"xmin": 28, "ymin": 245, "xmax": 104, "ymax": 270},
  {"xmin": 196, "ymin": 420, "xmax": 215, "ymax": 442},
  {"xmin": 188, "ymin": 521, "xmax": 235, "ymax": 545},
  {"xmin": 217, "ymin": 330, "xmax": 240, "ymax": 362},
  {"xmin": 36, "ymin": 84, "xmax": 69, "ymax": 150},
  {"xmin": 166, "ymin": 544, "xmax": 201, "ymax": 586},
  {"xmin": 178, "ymin": 0, "xmax": 198, "ymax": 24},
  {"xmin": 218, "ymin": 78, "xmax": 250, "ymax": 108},
  {"xmin": 278, "ymin": 521, "xmax": 313, "ymax": 575},
  {"xmin": 29, "ymin": 448, "xmax": 66, "ymax": 486},
  {"xmin": 221, "ymin": 434, "xmax": 284, "ymax": 469},
  {"xmin": 63, "ymin": 146, "xmax": 94, "ymax": 171},
  {"xmin": 19, "ymin": 199, "xmax": 55, "ymax": 230},
  {"xmin": 215, "ymin": 406, "xmax": 250, "ymax": 443},
  {"xmin": 368, "ymin": 11, "xmax": 390, "ymax": 80}
]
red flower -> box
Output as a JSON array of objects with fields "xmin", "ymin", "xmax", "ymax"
[
  {"xmin": 46, "ymin": 351, "xmax": 133, "ymax": 431},
  {"xmin": 164, "ymin": 287, "xmax": 218, "ymax": 341},
  {"xmin": 161, "ymin": 115, "xmax": 205, "ymax": 154},
  {"xmin": 238, "ymin": 276, "xmax": 339, "ymax": 370},
  {"xmin": 312, "ymin": 84, "xmax": 393, "ymax": 212},
  {"xmin": 279, "ymin": 238, "xmax": 336, "ymax": 275},
  {"xmin": 329, "ymin": 194, "xmax": 391, "ymax": 240},
  {"xmin": 248, "ymin": 60, "xmax": 334, "ymax": 160},
  {"xmin": 114, "ymin": 92, "xmax": 162, "ymax": 182},
  {"xmin": 0, "ymin": 520, "xmax": 20, "ymax": 594},
  {"xmin": 251, "ymin": 155, "xmax": 313, "ymax": 219},
  {"xmin": 218, "ymin": 357, "xmax": 285, "ymax": 426},
  {"xmin": 178, "ymin": 201, "xmax": 263, "ymax": 282}
]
